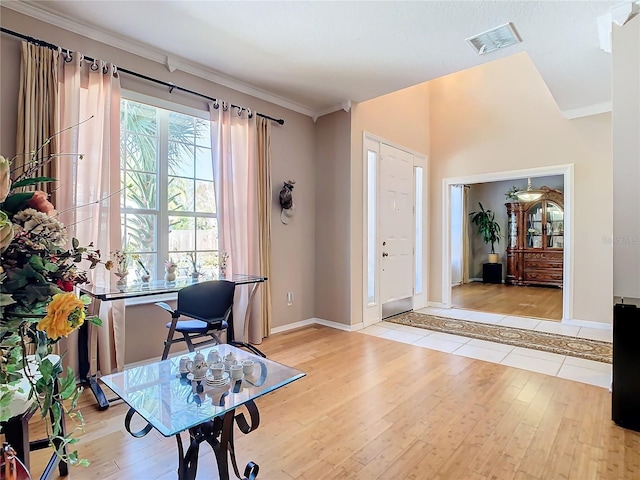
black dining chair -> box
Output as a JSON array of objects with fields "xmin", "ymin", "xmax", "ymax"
[{"xmin": 155, "ymin": 280, "xmax": 235, "ymax": 360}]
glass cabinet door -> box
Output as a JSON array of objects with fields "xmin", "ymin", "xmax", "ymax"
[
  {"xmin": 546, "ymin": 201, "xmax": 564, "ymax": 248},
  {"xmin": 508, "ymin": 211, "xmax": 517, "ymax": 248},
  {"xmin": 526, "ymin": 202, "xmax": 544, "ymax": 249}
]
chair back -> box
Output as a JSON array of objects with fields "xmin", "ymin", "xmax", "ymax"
[{"xmin": 176, "ymin": 280, "xmax": 235, "ymax": 322}]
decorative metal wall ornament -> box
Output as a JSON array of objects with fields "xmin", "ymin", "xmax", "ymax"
[{"xmin": 279, "ymin": 180, "xmax": 296, "ymax": 224}]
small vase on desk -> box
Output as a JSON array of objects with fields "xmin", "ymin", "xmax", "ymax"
[
  {"xmin": 114, "ymin": 271, "xmax": 128, "ymax": 287},
  {"xmin": 164, "ymin": 266, "xmax": 177, "ymax": 283}
]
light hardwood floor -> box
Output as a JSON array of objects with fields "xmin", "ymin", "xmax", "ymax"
[
  {"xmin": 21, "ymin": 325, "xmax": 639, "ymax": 479},
  {"xmin": 452, "ymin": 282, "xmax": 563, "ymax": 321}
]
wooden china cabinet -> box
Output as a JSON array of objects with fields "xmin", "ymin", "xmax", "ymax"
[{"xmin": 505, "ymin": 186, "xmax": 564, "ymax": 288}]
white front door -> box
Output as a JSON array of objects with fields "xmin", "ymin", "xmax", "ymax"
[{"xmin": 380, "ymin": 143, "xmax": 414, "ymax": 318}]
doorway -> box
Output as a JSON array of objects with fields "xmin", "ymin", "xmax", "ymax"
[
  {"xmin": 443, "ymin": 165, "xmax": 574, "ymax": 322},
  {"xmin": 362, "ymin": 133, "xmax": 427, "ymax": 327}
]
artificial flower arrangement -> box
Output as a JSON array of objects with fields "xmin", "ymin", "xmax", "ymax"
[
  {"xmin": 219, "ymin": 250, "xmax": 229, "ymax": 278},
  {"xmin": 133, "ymin": 253, "xmax": 150, "ymax": 283},
  {"xmin": 164, "ymin": 258, "xmax": 177, "ymax": 271},
  {"xmin": 107, "ymin": 249, "xmax": 130, "ymax": 286},
  {"xmin": 186, "ymin": 251, "xmax": 200, "ymax": 278},
  {"xmin": 133, "ymin": 254, "xmax": 149, "ymax": 276},
  {"xmin": 0, "ymin": 139, "xmax": 103, "ymax": 468},
  {"xmin": 107, "ymin": 249, "xmax": 128, "ymax": 274}
]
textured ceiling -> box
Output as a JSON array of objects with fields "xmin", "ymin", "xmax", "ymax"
[{"xmin": 4, "ymin": 0, "xmax": 617, "ymax": 118}]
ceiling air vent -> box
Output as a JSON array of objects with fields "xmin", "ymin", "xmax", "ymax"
[{"xmin": 466, "ymin": 22, "xmax": 522, "ymax": 55}]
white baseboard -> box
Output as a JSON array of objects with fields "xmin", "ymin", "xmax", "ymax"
[
  {"xmin": 562, "ymin": 318, "xmax": 612, "ymax": 331},
  {"xmin": 427, "ymin": 301, "xmax": 449, "ymax": 309},
  {"xmin": 270, "ymin": 317, "xmax": 363, "ymax": 335},
  {"xmin": 269, "ymin": 318, "xmax": 317, "ymax": 334}
]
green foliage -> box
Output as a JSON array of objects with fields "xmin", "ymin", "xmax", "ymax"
[
  {"xmin": 1, "ymin": 127, "xmax": 105, "ymax": 468},
  {"xmin": 2, "ymin": 191, "xmax": 34, "ymax": 214},
  {"xmin": 469, "ymin": 202, "xmax": 503, "ymax": 254},
  {"xmin": 11, "ymin": 176, "xmax": 57, "ymax": 189}
]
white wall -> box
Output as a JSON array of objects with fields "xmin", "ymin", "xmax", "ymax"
[{"xmin": 612, "ymin": 14, "xmax": 640, "ymax": 300}]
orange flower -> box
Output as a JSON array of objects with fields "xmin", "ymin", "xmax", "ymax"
[
  {"xmin": 27, "ymin": 190, "xmax": 56, "ymax": 216},
  {"xmin": 37, "ymin": 293, "xmax": 86, "ymax": 340}
]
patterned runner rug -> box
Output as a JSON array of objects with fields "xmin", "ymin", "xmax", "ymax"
[{"xmin": 386, "ymin": 312, "xmax": 612, "ymax": 364}]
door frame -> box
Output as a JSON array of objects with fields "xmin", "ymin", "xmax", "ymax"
[
  {"xmin": 442, "ymin": 164, "xmax": 574, "ymax": 321},
  {"xmin": 362, "ymin": 132, "xmax": 428, "ymax": 327}
]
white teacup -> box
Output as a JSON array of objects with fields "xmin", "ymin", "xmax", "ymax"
[
  {"xmin": 179, "ymin": 356, "xmax": 190, "ymax": 372},
  {"xmin": 207, "ymin": 349, "xmax": 221, "ymax": 366},
  {"xmin": 230, "ymin": 364, "xmax": 243, "ymax": 380},
  {"xmin": 241, "ymin": 359, "xmax": 255, "ymax": 376},
  {"xmin": 210, "ymin": 362, "xmax": 224, "ymax": 379}
]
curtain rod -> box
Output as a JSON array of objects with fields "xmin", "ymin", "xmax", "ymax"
[{"xmin": 1, "ymin": 27, "xmax": 285, "ymax": 125}]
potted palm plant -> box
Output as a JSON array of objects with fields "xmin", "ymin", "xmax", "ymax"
[{"xmin": 469, "ymin": 202, "xmax": 503, "ymax": 263}]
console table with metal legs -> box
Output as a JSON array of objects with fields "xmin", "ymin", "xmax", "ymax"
[
  {"xmin": 100, "ymin": 344, "xmax": 305, "ymax": 480},
  {"xmin": 78, "ymin": 275, "xmax": 268, "ymax": 409}
]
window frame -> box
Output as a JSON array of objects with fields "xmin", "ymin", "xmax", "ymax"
[{"xmin": 120, "ymin": 90, "xmax": 218, "ymax": 281}]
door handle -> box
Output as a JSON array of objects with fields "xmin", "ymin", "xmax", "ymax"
[{"xmin": 382, "ymin": 252, "xmax": 388, "ymax": 257}]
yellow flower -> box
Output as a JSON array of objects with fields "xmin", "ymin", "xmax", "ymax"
[{"xmin": 37, "ymin": 292, "xmax": 86, "ymax": 340}]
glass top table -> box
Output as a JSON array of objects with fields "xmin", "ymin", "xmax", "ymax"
[
  {"xmin": 101, "ymin": 344, "xmax": 305, "ymax": 480},
  {"xmin": 78, "ymin": 274, "xmax": 266, "ymax": 301},
  {"xmin": 100, "ymin": 344, "xmax": 305, "ymax": 437}
]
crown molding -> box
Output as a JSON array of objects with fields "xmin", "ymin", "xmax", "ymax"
[
  {"xmin": 562, "ymin": 101, "xmax": 612, "ymax": 120},
  {"xmin": 312, "ymin": 101, "xmax": 352, "ymax": 122},
  {"xmin": 2, "ymin": 0, "xmax": 316, "ymax": 118}
]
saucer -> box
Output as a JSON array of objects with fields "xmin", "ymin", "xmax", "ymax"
[
  {"xmin": 187, "ymin": 373, "xmax": 206, "ymax": 382},
  {"xmin": 206, "ymin": 372, "xmax": 229, "ymax": 383},
  {"xmin": 207, "ymin": 377, "xmax": 230, "ymax": 387}
]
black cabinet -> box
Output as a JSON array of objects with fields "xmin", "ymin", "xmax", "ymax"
[
  {"xmin": 612, "ymin": 302, "xmax": 640, "ymax": 432},
  {"xmin": 483, "ymin": 263, "xmax": 502, "ymax": 284}
]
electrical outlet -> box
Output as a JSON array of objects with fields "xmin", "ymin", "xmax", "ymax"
[{"xmin": 286, "ymin": 291, "xmax": 294, "ymax": 306}]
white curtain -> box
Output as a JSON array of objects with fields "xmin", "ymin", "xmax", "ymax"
[
  {"xmin": 462, "ymin": 185, "xmax": 470, "ymax": 284},
  {"xmin": 451, "ymin": 185, "xmax": 470, "ymax": 286},
  {"xmin": 57, "ymin": 53, "xmax": 124, "ymax": 375},
  {"xmin": 209, "ymin": 102, "xmax": 263, "ymax": 344},
  {"xmin": 451, "ymin": 185, "xmax": 464, "ymax": 285}
]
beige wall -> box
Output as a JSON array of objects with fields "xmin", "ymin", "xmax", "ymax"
[
  {"xmin": 349, "ymin": 83, "xmax": 430, "ymax": 325},
  {"xmin": 314, "ymin": 110, "xmax": 351, "ymax": 324},
  {"xmin": 429, "ymin": 52, "xmax": 613, "ymax": 323},
  {"xmin": 0, "ymin": 8, "xmax": 317, "ymax": 363},
  {"xmin": 612, "ymin": 14, "xmax": 640, "ymax": 300}
]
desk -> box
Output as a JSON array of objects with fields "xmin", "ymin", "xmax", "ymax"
[
  {"xmin": 100, "ymin": 344, "xmax": 305, "ymax": 480},
  {"xmin": 78, "ymin": 274, "xmax": 267, "ymax": 409}
]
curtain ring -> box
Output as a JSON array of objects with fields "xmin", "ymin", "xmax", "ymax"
[
  {"xmin": 236, "ymin": 106, "xmax": 243, "ymax": 117},
  {"xmin": 112, "ymin": 64, "xmax": 119, "ymax": 78},
  {"xmin": 222, "ymin": 102, "xmax": 228, "ymax": 112},
  {"xmin": 78, "ymin": 53, "xmax": 85, "ymax": 65},
  {"xmin": 90, "ymin": 60, "xmax": 99, "ymax": 72},
  {"xmin": 102, "ymin": 60, "xmax": 109, "ymax": 74},
  {"xmin": 247, "ymin": 108, "xmax": 253, "ymax": 119},
  {"xmin": 213, "ymin": 101, "xmax": 219, "ymax": 110},
  {"xmin": 64, "ymin": 50, "xmax": 73, "ymax": 63}
]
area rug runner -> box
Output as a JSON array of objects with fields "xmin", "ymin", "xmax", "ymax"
[{"xmin": 386, "ymin": 312, "xmax": 612, "ymax": 364}]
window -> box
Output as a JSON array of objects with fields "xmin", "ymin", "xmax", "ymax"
[
  {"xmin": 414, "ymin": 166, "xmax": 423, "ymax": 294},
  {"xmin": 366, "ymin": 148, "xmax": 377, "ymax": 305},
  {"xmin": 120, "ymin": 97, "xmax": 219, "ymax": 280}
]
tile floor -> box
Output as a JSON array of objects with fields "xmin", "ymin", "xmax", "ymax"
[{"xmin": 358, "ymin": 306, "xmax": 612, "ymax": 389}]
